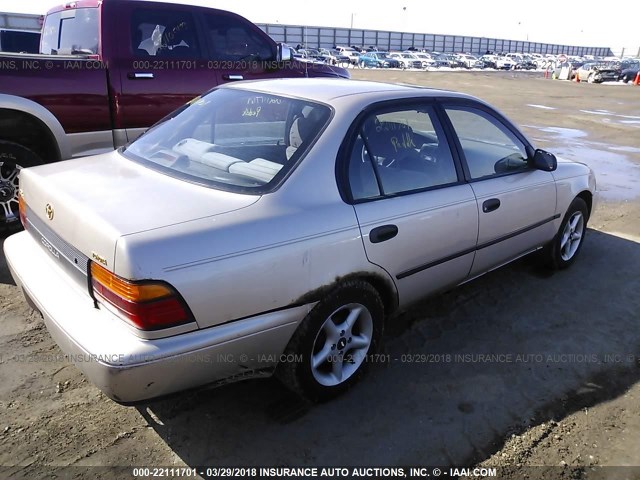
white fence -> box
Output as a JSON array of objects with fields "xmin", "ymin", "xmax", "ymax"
[
  {"xmin": 0, "ymin": 12, "xmax": 41, "ymax": 31},
  {"xmin": 257, "ymin": 24, "xmax": 613, "ymax": 57}
]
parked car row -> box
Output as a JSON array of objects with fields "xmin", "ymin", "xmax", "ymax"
[
  {"xmin": 294, "ymin": 46, "xmax": 546, "ymax": 71},
  {"xmin": 551, "ymin": 59, "xmax": 640, "ymax": 83},
  {"xmin": 293, "ymin": 46, "xmax": 640, "ymax": 81}
]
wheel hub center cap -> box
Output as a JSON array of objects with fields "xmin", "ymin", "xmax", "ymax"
[
  {"xmin": 0, "ymin": 182, "xmax": 15, "ymax": 202},
  {"xmin": 337, "ymin": 338, "xmax": 347, "ymax": 350}
]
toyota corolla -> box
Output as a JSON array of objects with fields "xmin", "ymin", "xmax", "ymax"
[{"xmin": 5, "ymin": 78, "xmax": 597, "ymax": 403}]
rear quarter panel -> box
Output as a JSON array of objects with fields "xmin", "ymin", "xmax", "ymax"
[{"xmin": 114, "ymin": 197, "xmax": 382, "ymax": 329}]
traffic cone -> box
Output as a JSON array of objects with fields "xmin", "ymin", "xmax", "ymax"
[
  {"xmin": 574, "ymin": 73, "xmax": 580, "ymax": 83},
  {"xmin": 634, "ymin": 72, "xmax": 640, "ymax": 86}
]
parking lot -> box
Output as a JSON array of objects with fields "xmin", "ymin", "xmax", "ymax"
[{"xmin": 1, "ymin": 70, "xmax": 639, "ymax": 478}]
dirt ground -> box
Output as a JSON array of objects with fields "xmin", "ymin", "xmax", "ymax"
[{"xmin": 1, "ymin": 70, "xmax": 640, "ymax": 479}]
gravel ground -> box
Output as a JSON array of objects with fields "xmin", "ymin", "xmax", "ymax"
[{"xmin": 1, "ymin": 70, "xmax": 639, "ymax": 479}]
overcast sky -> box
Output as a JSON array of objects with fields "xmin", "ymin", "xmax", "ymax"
[{"xmin": 1, "ymin": 0, "xmax": 638, "ymax": 56}]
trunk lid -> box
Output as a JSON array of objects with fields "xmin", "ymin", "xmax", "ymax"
[{"xmin": 21, "ymin": 150, "xmax": 259, "ymax": 273}]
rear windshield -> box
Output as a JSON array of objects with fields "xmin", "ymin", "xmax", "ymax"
[
  {"xmin": 123, "ymin": 88, "xmax": 332, "ymax": 194},
  {"xmin": 41, "ymin": 7, "xmax": 99, "ymax": 55}
]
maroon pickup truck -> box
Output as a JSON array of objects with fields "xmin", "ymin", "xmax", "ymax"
[{"xmin": 0, "ymin": 0, "xmax": 349, "ymax": 231}]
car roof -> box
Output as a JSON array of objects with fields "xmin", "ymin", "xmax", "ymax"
[{"xmin": 221, "ymin": 78, "xmax": 477, "ymax": 104}]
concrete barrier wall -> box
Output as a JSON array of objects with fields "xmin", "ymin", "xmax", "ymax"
[
  {"xmin": 0, "ymin": 12, "xmax": 41, "ymax": 31},
  {"xmin": 257, "ymin": 24, "xmax": 613, "ymax": 57}
]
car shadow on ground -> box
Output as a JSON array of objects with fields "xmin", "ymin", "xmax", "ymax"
[{"xmin": 133, "ymin": 229, "xmax": 640, "ymax": 467}]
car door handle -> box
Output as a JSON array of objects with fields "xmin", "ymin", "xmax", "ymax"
[
  {"xmin": 223, "ymin": 74, "xmax": 244, "ymax": 81},
  {"xmin": 482, "ymin": 198, "xmax": 501, "ymax": 213},
  {"xmin": 369, "ymin": 225, "xmax": 398, "ymax": 244},
  {"xmin": 128, "ymin": 72, "xmax": 154, "ymax": 79}
]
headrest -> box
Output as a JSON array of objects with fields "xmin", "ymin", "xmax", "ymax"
[{"xmin": 289, "ymin": 107, "xmax": 322, "ymax": 149}]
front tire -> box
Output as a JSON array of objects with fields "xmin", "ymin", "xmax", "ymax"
[
  {"xmin": 542, "ymin": 197, "xmax": 588, "ymax": 270},
  {"xmin": 277, "ymin": 281, "xmax": 384, "ymax": 401},
  {"xmin": 0, "ymin": 141, "xmax": 44, "ymax": 234}
]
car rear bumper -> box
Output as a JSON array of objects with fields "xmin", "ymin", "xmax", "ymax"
[{"xmin": 4, "ymin": 231, "xmax": 308, "ymax": 403}]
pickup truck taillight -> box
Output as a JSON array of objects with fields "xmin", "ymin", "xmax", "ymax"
[
  {"xmin": 90, "ymin": 262, "xmax": 192, "ymax": 330},
  {"xmin": 18, "ymin": 190, "xmax": 27, "ymax": 229}
]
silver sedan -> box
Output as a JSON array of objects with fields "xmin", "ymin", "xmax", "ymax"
[{"xmin": 5, "ymin": 78, "xmax": 597, "ymax": 403}]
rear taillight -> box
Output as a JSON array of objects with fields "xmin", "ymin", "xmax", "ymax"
[
  {"xmin": 90, "ymin": 262, "xmax": 193, "ymax": 330},
  {"xmin": 18, "ymin": 190, "xmax": 27, "ymax": 229}
]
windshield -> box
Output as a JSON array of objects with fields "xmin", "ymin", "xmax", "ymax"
[
  {"xmin": 123, "ymin": 88, "xmax": 332, "ymax": 194},
  {"xmin": 41, "ymin": 7, "xmax": 99, "ymax": 55}
]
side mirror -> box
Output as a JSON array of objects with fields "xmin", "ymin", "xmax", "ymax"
[
  {"xmin": 277, "ymin": 43, "xmax": 293, "ymax": 62},
  {"xmin": 532, "ymin": 149, "xmax": 557, "ymax": 172}
]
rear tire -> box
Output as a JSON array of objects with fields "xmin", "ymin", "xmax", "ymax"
[
  {"xmin": 542, "ymin": 197, "xmax": 588, "ymax": 270},
  {"xmin": 0, "ymin": 141, "xmax": 44, "ymax": 234},
  {"xmin": 276, "ymin": 281, "xmax": 384, "ymax": 402}
]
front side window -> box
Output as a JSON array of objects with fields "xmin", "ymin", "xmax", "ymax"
[
  {"xmin": 41, "ymin": 7, "xmax": 98, "ymax": 55},
  {"xmin": 348, "ymin": 106, "xmax": 458, "ymax": 200},
  {"xmin": 205, "ymin": 14, "xmax": 273, "ymax": 62},
  {"xmin": 123, "ymin": 88, "xmax": 331, "ymax": 193},
  {"xmin": 131, "ymin": 9, "xmax": 200, "ymax": 57},
  {"xmin": 445, "ymin": 107, "xmax": 529, "ymax": 179}
]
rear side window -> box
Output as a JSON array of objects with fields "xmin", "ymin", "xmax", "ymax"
[
  {"xmin": 348, "ymin": 106, "xmax": 458, "ymax": 200},
  {"xmin": 41, "ymin": 8, "xmax": 99, "ymax": 55},
  {"xmin": 0, "ymin": 30, "xmax": 40, "ymax": 53},
  {"xmin": 204, "ymin": 14, "xmax": 273, "ymax": 61},
  {"xmin": 131, "ymin": 9, "xmax": 200, "ymax": 58}
]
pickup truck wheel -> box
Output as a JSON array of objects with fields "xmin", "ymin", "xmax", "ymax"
[
  {"xmin": 542, "ymin": 197, "xmax": 588, "ymax": 270},
  {"xmin": 0, "ymin": 141, "xmax": 43, "ymax": 233},
  {"xmin": 277, "ymin": 280, "xmax": 384, "ymax": 402}
]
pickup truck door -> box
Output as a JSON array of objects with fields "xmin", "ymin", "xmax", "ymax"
[
  {"xmin": 112, "ymin": 2, "xmax": 217, "ymax": 144},
  {"xmin": 201, "ymin": 12, "xmax": 298, "ymax": 86}
]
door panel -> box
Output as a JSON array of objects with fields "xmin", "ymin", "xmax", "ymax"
[
  {"xmin": 202, "ymin": 12, "xmax": 296, "ymax": 87},
  {"xmin": 116, "ymin": 5, "xmax": 216, "ymax": 131},
  {"xmin": 354, "ymin": 186, "xmax": 478, "ymax": 307},
  {"xmin": 442, "ymin": 105, "xmax": 558, "ymax": 277},
  {"xmin": 469, "ymin": 171, "xmax": 557, "ymax": 276},
  {"xmin": 346, "ymin": 104, "xmax": 478, "ymax": 308}
]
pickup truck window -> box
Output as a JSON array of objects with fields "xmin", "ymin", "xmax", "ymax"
[
  {"xmin": 0, "ymin": 30, "xmax": 41, "ymax": 54},
  {"xmin": 205, "ymin": 14, "xmax": 273, "ymax": 61},
  {"xmin": 41, "ymin": 8, "xmax": 98, "ymax": 55},
  {"xmin": 132, "ymin": 9, "xmax": 200, "ymax": 58},
  {"xmin": 123, "ymin": 88, "xmax": 331, "ymax": 193}
]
